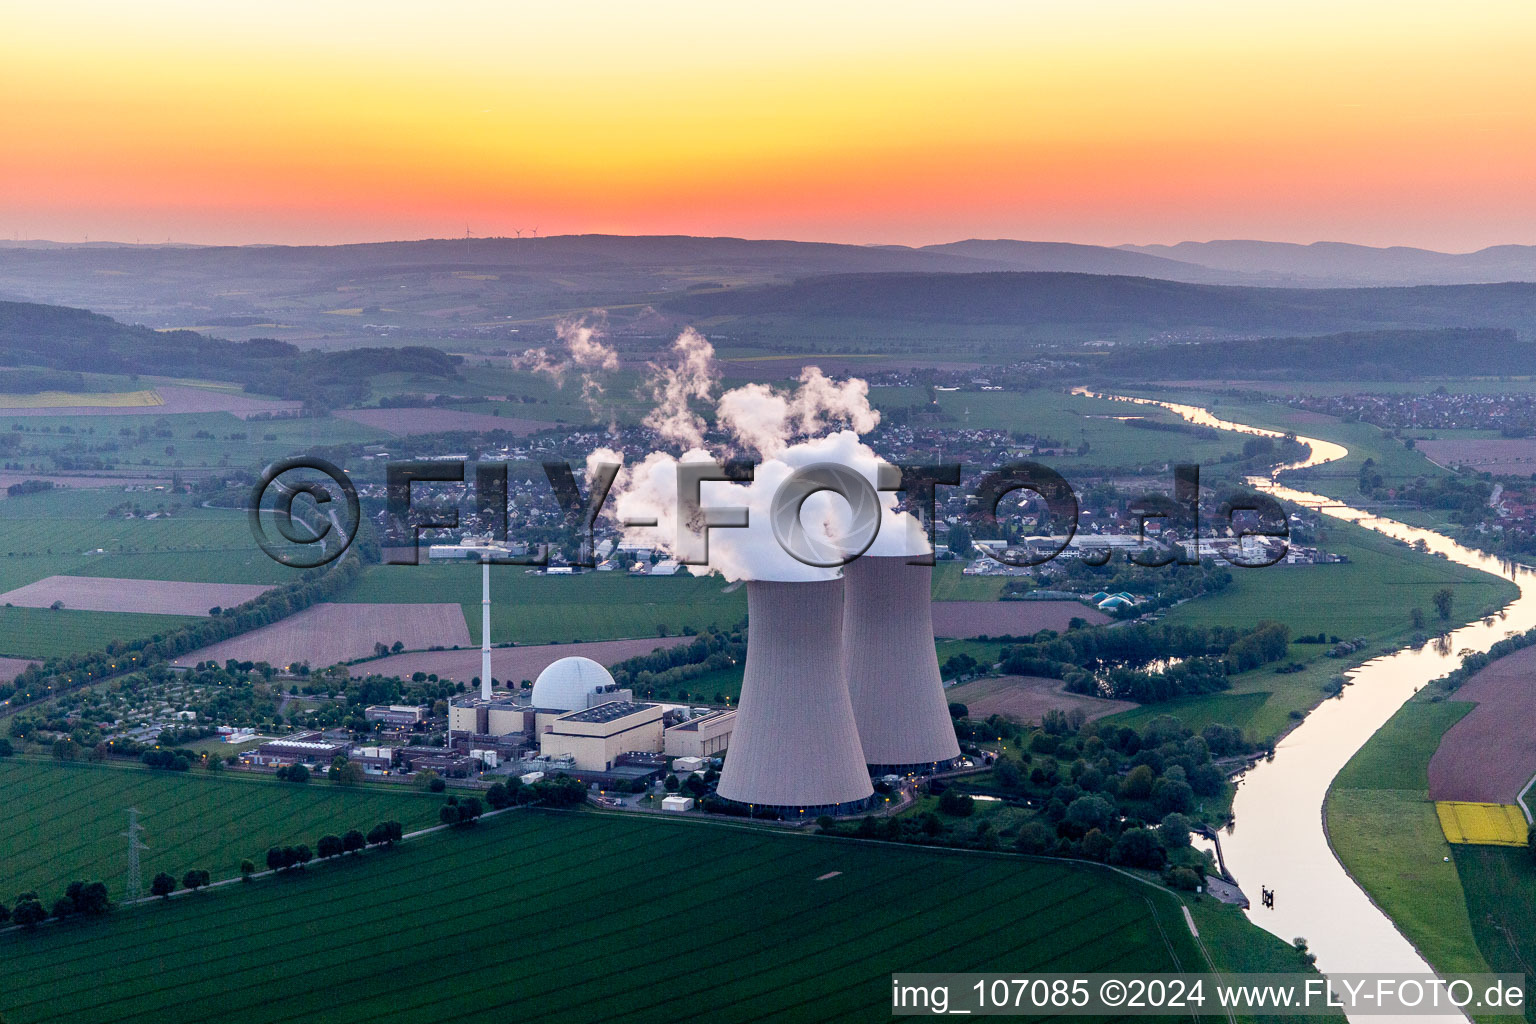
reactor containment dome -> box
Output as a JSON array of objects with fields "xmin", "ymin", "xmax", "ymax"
[{"xmin": 532, "ymin": 656, "xmax": 615, "ymax": 711}]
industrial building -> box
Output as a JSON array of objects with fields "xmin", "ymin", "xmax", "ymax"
[
  {"xmin": 843, "ymin": 556, "xmax": 962, "ymax": 773},
  {"xmin": 663, "ymin": 709, "xmax": 736, "ymax": 758},
  {"xmin": 530, "ymin": 656, "xmax": 621, "ymax": 711},
  {"xmin": 250, "ymin": 733, "xmax": 350, "ymax": 767},
  {"xmin": 448, "ymin": 695, "xmax": 528, "ymax": 737},
  {"xmin": 363, "ymin": 704, "xmax": 427, "ymax": 726},
  {"xmin": 716, "ymin": 579, "xmax": 873, "ymax": 816},
  {"xmin": 538, "ymin": 700, "xmax": 664, "ymax": 771}
]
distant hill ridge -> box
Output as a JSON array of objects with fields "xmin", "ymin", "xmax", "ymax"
[{"xmin": 5, "ymin": 233, "xmax": 1536, "ymax": 286}]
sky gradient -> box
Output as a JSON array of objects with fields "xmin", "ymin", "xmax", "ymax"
[{"xmin": 4, "ymin": 2, "xmax": 1535, "ymax": 248}]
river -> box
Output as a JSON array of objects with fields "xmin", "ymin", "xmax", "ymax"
[{"xmin": 1079, "ymin": 389, "xmax": 1536, "ymax": 1016}]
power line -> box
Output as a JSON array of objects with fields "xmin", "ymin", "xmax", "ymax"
[{"xmin": 123, "ymin": 808, "xmax": 147, "ymax": 900}]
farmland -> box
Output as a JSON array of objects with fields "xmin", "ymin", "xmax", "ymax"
[
  {"xmin": 170, "ymin": 602, "xmax": 472, "ymax": 669},
  {"xmin": 1326, "ymin": 696, "xmax": 1493, "ymax": 977},
  {"xmin": 1417, "ymin": 437, "xmax": 1536, "ymax": 473},
  {"xmin": 0, "ymin": 759, "xmax": 442, "ymax": 900},
  {"xmin": 342, "ymin": 563, "xmax": 748, "ymax": 645},
  {"xmin": 945, "ymin": 674, "xmax": 1135, "ymax": 725},
  {"xmin": 930, "ymin": 600, "xmax": 1107, "ymax": 638},
  {"xmin": 333, "ymin": 406, "xmax": 556, "ymax": 436},
  {"xmin": 1428, "ymin": 642, "xmax": 1536, "ymax": 804},
  {"xmin": 0, "ymin": 606, "xmax": 197, "ymax": 660},
  {"xmin": 356, "ymin": 635, "xmax": 693, "ymax": 683},
  {"xmin": 0, "ymin": 576, "xmax": 272, "ymax": 616},
  {"xmin": 1134, "ymin": 519, "xmax": 1520, "ymax": 739},
  {"xmin": 0, "ymin": 389, "xmax": 162, "ymax": 409},
  {"xmin": 0, "ymin": 807, "xmax": 1238, "ymax": 1024},
  {"xmin": 0, "ymin": 383, "xmax": 302, "ymax": 418}
]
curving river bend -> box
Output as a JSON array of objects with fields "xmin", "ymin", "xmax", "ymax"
[{"xmin": 1081, "ymin": 390, "xmax": 1536, "ymax": 1018}]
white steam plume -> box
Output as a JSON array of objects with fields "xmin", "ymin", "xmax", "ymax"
[
  {"xmin": 642, "ymin": 327, "xmax": 717, "ymax": 450},
  {"xmin": 513, "ymin": 317, "xmax": 620, "ymax": 419},
  {"xmin": 601, "ymin": 430, "xmax": 928, "ymax": 583},
  {"xmin": 716, "ymin": 366, "xmax": 880, "ymax": 457}
]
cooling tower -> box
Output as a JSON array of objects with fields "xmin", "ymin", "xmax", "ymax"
[
  {"xmin": 843, "ymin": 556, "xmax": 961, "ymax": 773},
  {"xmin": 716, "ymin": 579, "xmax": 874, "ymax": 815}
]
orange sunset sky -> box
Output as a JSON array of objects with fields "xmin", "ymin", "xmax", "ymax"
[{"xmin": 3, "ymin": 1, "xmax": 1535, "ymax": 249}]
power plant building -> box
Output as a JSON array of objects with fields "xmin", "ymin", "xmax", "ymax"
[
  {"xmin": 538, "ymin": 700, "xmax": 665, "ymax": 771},
  {"xmin": 843, "ymin": 556, "xmax": 962, "ymax": 773},
  {"xmin": 663, "ymin": 709, "xmax": 736, "ymax": 758},
  {"xmin": 716, "ymin": 579, "xmax": 873, "ymax": 816}
]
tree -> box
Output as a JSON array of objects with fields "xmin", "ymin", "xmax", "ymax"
[
  {"xmin": 1410, "ymin": 607, "xmax": 1426, "ymax": 631},
  {"xmin": 1159, "ymin": 812, "xmax": 1193, "ymax": 849},
  {"xmin": 1528, "ymin": 823, "xmax": 1536, "ymax": 865},
  {"xmin": 429, "ymin": 776, "xmax": 446, "ymax": 793},
  {"xmin": 1080, "ymin": 828, "xmax": 1113, "ymax": 861},
  {"xmin": 816, "ymin": 815, "xmax": 836, "ymax": 833},
  {"xmin": 486, "ymin": 782, "xmax": 510, "ymax": 809},
  {"xmin": 1110, "ymin": 828, "xmax": 1167, "ymax": 870},
  {"xmin": 266, "ymin": 847, "xmax": 286, "ymax": 871},
  {"xmin": 67, "ymin": 880, "xmax": 110, "ymax": 916},
  {"xmin": 1121, "ymin": 764, "xmax": 1156, "ymax": 800},
  {"xmin": 52, "ymin": 896, "xmax": 77, "ymax": 919},
  {"xmin": 1433, "ymin": 587, "xmax": 1454, "ymax": 621},
  {"xmin": 342, "ymin": 829, "xmax": 366, "ymax": 855},
  {"xmin": 317, "ymin": 834, "xmax": 343, "ymax": 859},
  {"xmin": 663, "ymin": 774, "xmax": 680, "ymax": 792},
  {"xmin": 182, "ymin": 869, "xmax": 210, "ymax": 892},
  {"xmin": 938, "ymin": 788, "xmax": 975, "ymax": 817},
  {"xmin": 1014, "ymin": 822, "xmax": 1052, "ymax": 854},
  {"xmin": 240, "ymin": 859, "xmax": 256, "ymax": 881},
  {"xmin": 368, "ymin": 820, "xmax": 404, "ymax": 847},
  {"xmin": 1063, "ymin": 794, "xmax": 1113, "ymax": 833},
  {"xmin": 13, "ymin": 894, "xmax": 46, "ymax": 930},
  {"xmin": 150, "ymin": 872, "xmax": 177, "ymax": 899},
  {"xmin": 295, "ymin": 845, "xmax": 312, "ymax": 868}
]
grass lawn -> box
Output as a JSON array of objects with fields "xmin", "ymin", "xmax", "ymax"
[
  {"xmin": 0, "ymin": 758, "xmax": 442, "ymax": 900},
  {"xmin": 0, "ymin": 808, "xmax": 1242, "ymax": 1024},
  {"xmin": 1325, "ymin": 698, "xmax": 1494, "ymax": 979}
]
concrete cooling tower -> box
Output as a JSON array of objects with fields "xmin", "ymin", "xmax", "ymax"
[
  {"xmin": 716, "ymin": 578, "xmax": 874, "ymax": 816},
  {"xmin": 843, "ymin": 556, "xmax": 962, "ymax": 774}
]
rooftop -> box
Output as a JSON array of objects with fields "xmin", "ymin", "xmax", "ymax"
[{"xmin": 558, "ymin": 700, "xmax": 657, "ymax": 724}]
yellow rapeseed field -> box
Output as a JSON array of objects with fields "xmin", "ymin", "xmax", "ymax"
[
  {"xmin": 0, "ymin": 389, "xmax": 163, "ymax": 409},
  {"xmin": 1435, "ymin": 801, "xmax": 1529, "ymax": 847}
]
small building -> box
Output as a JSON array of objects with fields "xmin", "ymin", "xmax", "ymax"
[
  {"xmin": 663, "ymin": 709, "xmax": 735, "ymax": 758},
  {"xmin": 672, "ymin": 756, "xmax": 707, "ymax": 774},
  {"xmin": 538, "ymin": 701, "xmax": 664, "ymax": 771},
  {"xmin": 520, "ymin": 770, "xmax": 546, "ymax": 786},
  {"xmin": 348, "ymin": 746, "xmax": 395, "ymax": 773},
  {"xmin": 661, "ymin": 796, "xmax": 695, "ymax": 813}
]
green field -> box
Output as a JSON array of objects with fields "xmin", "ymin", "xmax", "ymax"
[
  {"xmin": 343, "ymin": 562, "xmax": 748, "ymax": 644},
  {"xmin": 1122, "ymin": 388, "xmax": 1450, "ymax": 505},
  {"xmin": 0, "ymin": 607, "xmax": 198, "ymax": 660},
  {"xmin": 1326, "ymin": 699, "xmax": 1494, "ymax": 977},
  {"xmin": 1450, "ymin": 844, "xmax": 1536, "ymax": 1016},
  {"xmin": 0, "ymin": 759, "xmax": 443, "ymax": 900},
  {"xmin": 0, "ymin": 807, "xmax": 1227, "ymax": 1024},
  {"xmin": 871, "ymin": 386, "xmax": 1250, "ymax": 468},
  {"xmin": 1113, "ymin": 519, "xmax": 1520, "ymax": 739}
]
